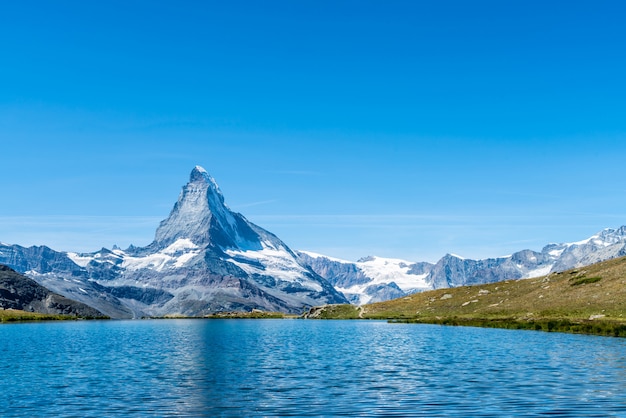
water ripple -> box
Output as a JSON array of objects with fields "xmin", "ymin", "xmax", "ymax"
[{"xmin": 1, "ymin": 320, "xmax": 626, "ymax": 416}]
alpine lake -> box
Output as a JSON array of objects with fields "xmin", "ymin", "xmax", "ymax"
[{"xmin": 2, "ymin": 318, "xmax": 626, "ymax": 417}]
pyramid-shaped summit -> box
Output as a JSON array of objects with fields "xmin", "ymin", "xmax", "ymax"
[
  {"xmin": 153, "ymin": 165, "xmax": 264, "ymax": 250},
  {"xmin": 29, "ymin": 166, "xmax": 349, "ymax": 318}
]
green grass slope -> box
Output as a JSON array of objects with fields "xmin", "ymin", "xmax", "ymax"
[
  {"xmin": 313, "ymin": 256, "xmax": 626, "ymax": 337},
  {"xmin": 0, "ymin": 309, "xmax": 77, "ymax": 323}
]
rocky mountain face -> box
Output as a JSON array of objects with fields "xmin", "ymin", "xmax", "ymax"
[
  {"xmin": 298, "ymin": 226, "xmax": 626, "ymax": 304},
  {"xmin": 0, "ymin": 166, "xmax": 347, "ymax": 318},
  {"xmin": 296, "ymin": 252, "xmax": 433, "ymax": 305},
  {"xmin": 0, "ymin": 265, "xmax": 105, "ymax": 317},
  {"xmin": 0, "ymin": 244, "xmax": 133, "ymax": 318}
]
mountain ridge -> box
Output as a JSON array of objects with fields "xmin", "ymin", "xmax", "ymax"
[
  {"xmin": 304, "ymin": 255, "xmax": 626, "ymax": 337},
  {"xmin": 298, "ymin": 226, "xmax": 626, "ymax": 304},
  {"xmin": 0, "ymin": 166, "xmax": 624, "ymax": 315},
  {"xmin": 0, "ymin": 167, "xmax": 347, "ymax": 318}
]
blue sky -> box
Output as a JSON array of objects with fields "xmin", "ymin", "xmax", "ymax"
[{"xmin": 1, "ymin": 1, "xmax": 625, "ymax": 262}]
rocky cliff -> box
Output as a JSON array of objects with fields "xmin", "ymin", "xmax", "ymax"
[{"xmin": 0, "ymin": 265, "xmax": 105, "ymax": 317}]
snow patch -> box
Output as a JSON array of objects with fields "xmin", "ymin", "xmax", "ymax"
[
  {"xmin": 122, "ymin": 238, "xmax": 201, "ymax": 272},
  {"xmin": 298, "ymin": 250, "xmax": 352, "ymax": 264},
  {"xmin": 592, "ymin": 238, "xmax": 611, "ymax": 247},
  {"xmin": 162, "ymin": 238, "xmax": 199, "ymax": 254},
  {"xmin": 570, "ymin": 237, "xmax": 593, "ymax": 246},
  {"xmin": 194, "ymin": 165, "xmax": 208, "ymax": 174},
  {"xmin": 67, "ymin": 252, "xmax": 94, "ymax": 268},
  {"xmin": 525, "ymin": 265, "xmax": 554, "ymax": 279},
  {"xmin": 548, "ymin": 248, "xmax": 565, "ymax": 257},
  {"xmin": 356, "ymin": 256, "xmax": 430, "ymax": 292},
  {"xmin": 226, "ymin": 246, "xmax": 323, "ymax": 291}
]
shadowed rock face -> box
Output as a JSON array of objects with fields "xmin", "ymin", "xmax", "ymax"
[
  {"xmin": 0, "ymin": 265, "xmax": 105, "ymax": 317},
  {"xmin": 153, "ymin": 166, "xmax": 264, "ymax": 250}
]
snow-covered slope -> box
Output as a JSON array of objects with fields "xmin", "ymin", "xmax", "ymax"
[
  {"xmin": 297, "ymin": 251, "xmax": 434, "ymax": 305},
  {"xmin": 299, "ymin": 226, "xmax": 626, "ymax": 305}
]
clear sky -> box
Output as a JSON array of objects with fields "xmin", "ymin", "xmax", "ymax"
[{"xmin": 1, "ymin": 1, "xmax": 625, "ymax": 262}]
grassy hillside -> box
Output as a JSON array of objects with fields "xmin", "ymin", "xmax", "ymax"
[
  {"xmin": 312, "ymin": 256, "xmax": 626, "ymax": 337},
  {"xmin": 0, "ymin": 309, "xmax": 77, "ymax": 323}
]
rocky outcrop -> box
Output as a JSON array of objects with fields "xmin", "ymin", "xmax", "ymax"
[{"xmin": 0, "ymin": 265, "xmax": 105, "ymax": 317}]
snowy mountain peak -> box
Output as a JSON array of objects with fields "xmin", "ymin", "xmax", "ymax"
[
  {"xmin": 189, "ymin": 165, "xmax": 209, "ymax": 183},
  {"xmin": 596, "ymin": 226, "xmax": 626, "ymax": 242},
  {"xmin": 446, "ymin": 253, "xmax": 466, "ymax": 260},
  {"xmin": 152, "ymin": 166, "xmax": 244, "ymax": 248},
  {"xmin": 188, "ymin": 165, "xmax": 225, "ymax": 203},
  {"xmin": 190, "ymin": 165, "xmax": 215, "ymax": 185},
  {"xmin": 192, "ymin": 164, "xmax": 208, "ymax": 175}
]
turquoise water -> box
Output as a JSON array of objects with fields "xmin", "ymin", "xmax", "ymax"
[{"xmin": 1, "ymin": 319, "xmax": 626, "ymax": 417}]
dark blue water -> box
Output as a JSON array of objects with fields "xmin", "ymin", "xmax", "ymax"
[{"xmin": 1, "ymin": 319, "xmax": 625, "ymax": 417}]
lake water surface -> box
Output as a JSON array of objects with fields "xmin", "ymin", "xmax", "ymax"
[{"xmin": 1, "ymin": 319, "xmax": 626, "ymax": 417}]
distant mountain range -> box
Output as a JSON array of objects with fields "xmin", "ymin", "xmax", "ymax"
[
  {"xmin": 1, "ymin": 166, "xmax": 625, "ymax": 317},
  {"xmin": 305, "ymin": 254, "xmax": 626, "ymax": 338},
  {"xmin": 298, "ymin": 226, "xmax": 626, "ymax": 304}
]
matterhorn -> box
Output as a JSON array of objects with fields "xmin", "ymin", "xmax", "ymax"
[{"xmin": 0, "ymin": 166, "xmax": 347, "ymax": 318}]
